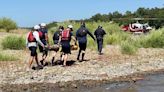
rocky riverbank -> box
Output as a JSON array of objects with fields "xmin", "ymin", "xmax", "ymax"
[{"xmin": 0, "ymin": 46, "xmax": 164, "ymax": 91}]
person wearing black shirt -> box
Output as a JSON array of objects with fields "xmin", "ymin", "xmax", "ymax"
[
  {"xmin": 94, "ymin": 25, "xmax": 106, "ymax": 55},
  {"xmin": 51, "ymin": 26, "xmax": 64, "ymax": 65},
  {"xmin": 76, "ymin": 22, "xmax": 95, "ymax": 61}
]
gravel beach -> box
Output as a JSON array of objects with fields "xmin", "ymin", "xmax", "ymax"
[{"xmin": 0, "ymin": 45, "xmax": 164, "ymax": 86}]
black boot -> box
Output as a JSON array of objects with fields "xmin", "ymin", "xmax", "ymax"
[
  {"xmin": 51, "ymin": 57, "xmax": 55, "ymax": 66},
  {"xmin": 77, "ymin": 50, "xmax": 81, "ymax": 61},
  {"xmin": 40, "ymin": 60, "xmax": 44, "ymax": 66},
  {"xmin": 82, "ymin": 53, "xmax": 85, "ymax": 61},
  {"xmin": 77, "ymin": 53, "xmax": 80, "ymax": 61}
]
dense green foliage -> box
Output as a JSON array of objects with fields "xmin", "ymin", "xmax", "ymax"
[
  {"xmin": 2, "ymin": 36, "xmax": 25, "ymax": 50},
  {"xmin": 85, "ymin": 7, "xmax": 164, "ymax": 29},
  {"xmin": 47, "ymin": 21, "xmax": 58, "ymax": 29},
  {"xmin": 0, "ymin": 17, "xmax": 17, "ymax": 32}
]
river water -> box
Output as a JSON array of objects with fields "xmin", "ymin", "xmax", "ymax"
[
  {"xmin": 81, "ymin": 73, "xmax": 164, "ymax": 92},
  {"xmin": 2, "ymin": 73, "xmax": 164, "ymax": 92}
]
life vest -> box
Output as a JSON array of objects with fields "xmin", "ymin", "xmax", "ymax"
[
  {"xmin": 28, "ymin": 31, "xmax": 43, "ymax": 42},
  {"xmin": 39, "ymin": 28, "xmax": 48, "ymax": 40},
  {"xmin": 28, "ymin": 32, "xmax": 36, "ymax": 42},
  {"xmin": 38, "ymin": 31, "xmax": 43, "ymax": 39},
  {"xmin": 61, "ymin": 29, "xmax": 70, "ymax": 41}
]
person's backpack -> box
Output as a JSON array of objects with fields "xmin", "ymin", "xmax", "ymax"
[
  {"xmin": 95, "ymin": 29, "xmax": 104, "ymax": 40},
  {"xmin": 61, "ymin": 29, "xmax": 70, "ymax": 40},
  {"xmin": 78, "ymin": 28, "xmax": 87, "ymax": 37},
  {"xmin": 28, "ymin": 32, "xmax": 36, "ymax": 42}
]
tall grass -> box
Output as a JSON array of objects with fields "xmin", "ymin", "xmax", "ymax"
[
  {"xmin": 2, "ymin": 36, "xmax": 25, "ymax": 50},
  {"xmin": 0, "ymin": 29, "xmax": 6, "ymax": 32},
  {"xmin": 48, "ymin": 21, "xmax": 164, "ymax": 55},
  {"xmin": 139, "ymin": 29, "xmax": 164, "ymax": 48},
  {"xmin": 87, "ymin": 37, "xmax": 97, "ymax": 50},
  {"xmin": 49, "ymin": 21, "xmax": 123, "ymax": 48},
  {"xmin": 120, "ymin": 41, "xmax": 138, "ymax": 55},
  {"xmin": 0, "ymin": 53, "xmax": 18, "ymax": 61}
]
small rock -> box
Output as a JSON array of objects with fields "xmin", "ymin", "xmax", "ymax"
[
  {"xmin": 30, "ymin": 77, "xmax": 34, "ymax": 80},
  {"xmin": 71, "ymin": 83, "xmax": 77, "ymax": 88},
  {"xmin": 59, "ymin": 82, "xmax": 65, "ymax": 88}
]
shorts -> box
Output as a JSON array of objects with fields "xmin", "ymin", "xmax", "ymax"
[
  {"xmin": 29, "ymin": 46, "xmax": 37, "ymax": 56},
  {"xmin": 39, "ymin": 45, "xmax": 48, "ymax": 56},
  {"xmin": 79, "ymin": 42, "xmax": 87, "ymax": 51},
  {"xmin": 61, "ymin": 44, "xmax": 71, "ymax": 54}
]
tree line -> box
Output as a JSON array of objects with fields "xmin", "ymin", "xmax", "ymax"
[{"xmin": 84, "ymin": 7, "xmax": 164, "ymax": 29}]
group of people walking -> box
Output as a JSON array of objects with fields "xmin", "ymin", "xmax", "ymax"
[{"xmin": 26, "ymin": 22, "xmax": 106, "ymax": 69}]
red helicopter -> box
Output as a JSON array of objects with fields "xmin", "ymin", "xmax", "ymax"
[
  {"xmin": 113, "ymin": 18, "xmax": 158, "ymax": 33},
  {"xmin": 121, "ymin": 22, "xmax": 152, "ymax": 33}
]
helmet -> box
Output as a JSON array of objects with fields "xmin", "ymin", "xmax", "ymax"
[
  {"xmin": 34, "ymin": 25, "xmax": 40, "ymax": 30},
  {"xmin": 40, "ymin": 23, "xmax": 46, "ymax": 27},
  {"xmin": 68, "ymin": 25, "xmax": 73, "ymax": 29}
]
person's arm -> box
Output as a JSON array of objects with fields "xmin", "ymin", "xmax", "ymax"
[
  {"xmin": 26, "ymin": 32, "xmax": 30, "ymax": 47},
  {"xmin": 94, "ymin": 29, "xmax": 97, "ymax": 36},
  {"xmin": 45, "ymin": 30, "xmax": 49, "ymax": 45},
  {"xmin": 45, "ymin": 34, "xmax": 49, "ymax": 43},
  {"xmin": 70, "ymin": 32, "xmax": 77, "ymax": 44},
  {"xmin": 53, "ymin": 32, "xmax": 57, "ymax": 44},
  {"xmin": 87, "ymin": 30, "xmax": 95, "ymax": 41},
  {"xmin": 58, "ymin": 31, "xmax": 62, "ymax": 45},
  {"xmin": 71, "ymin": 36, "xmax": 76, "ymax": 42},
  {"xmin": 33, "ymin": 31, "xmax": 44, "ymax": 47},
  {"xmin": 76, "ymin": 29, "xmax": 80, "ymax": 37},
  {"xmin": 52, "ymin": 33, "xmax": 55, "ymax": 41},
  {"xmin": 71, "ymin": 36, "xmax": 77, "ymax": 45},
  {"xmin": 103, "ymin": 29, "xmax": 106, "ymax": 35}
]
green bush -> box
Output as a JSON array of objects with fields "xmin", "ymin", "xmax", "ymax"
[
  {"xmin": 138, "ymin": 29, "xmax": 164, "ymax": 48},
  {"xmin": 2, "ymin": 36, "xmax": 25, "ymax": 50},
  {"xmin": 0, "ymin": 17, "xmax": 17, "ymax": 32},
  {"xmin": 120, "ymin": 41, "xmax": 138, "ymax": 55},
  {"xmin": 47, "ymin": 21, "xmax": 58, "ymax": 29},
  {"xmin": 0, "ymin": 53, "xmax": 18, "ymax": 61}
]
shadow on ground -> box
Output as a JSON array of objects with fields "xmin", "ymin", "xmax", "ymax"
[{"xmin": 32, "ymin": 60, "xmax": 77, "ymax": 70}]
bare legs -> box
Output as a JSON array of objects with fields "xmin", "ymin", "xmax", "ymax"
[{"xmin": 62, "ymin": 54, "xmax": 68, "ymax": 66}]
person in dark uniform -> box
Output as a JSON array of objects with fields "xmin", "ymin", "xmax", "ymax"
[
  {"xmin": 60, "ymin": 25, "xmax": 76, "ymax": 67},
  {"xmin": 39, "ymin": 23, "xmax": 49, "ymax": 66},
  {"xmin": 94, "ymin": 25, "xmax": 106, "ymax": 55},
  {"xmin": 76, "ymin": 22, "xmax": 95, "ymax": 61},
  {"xmin": 51, "ymin": 26, "xmax": 64, "ymax": 65}
]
